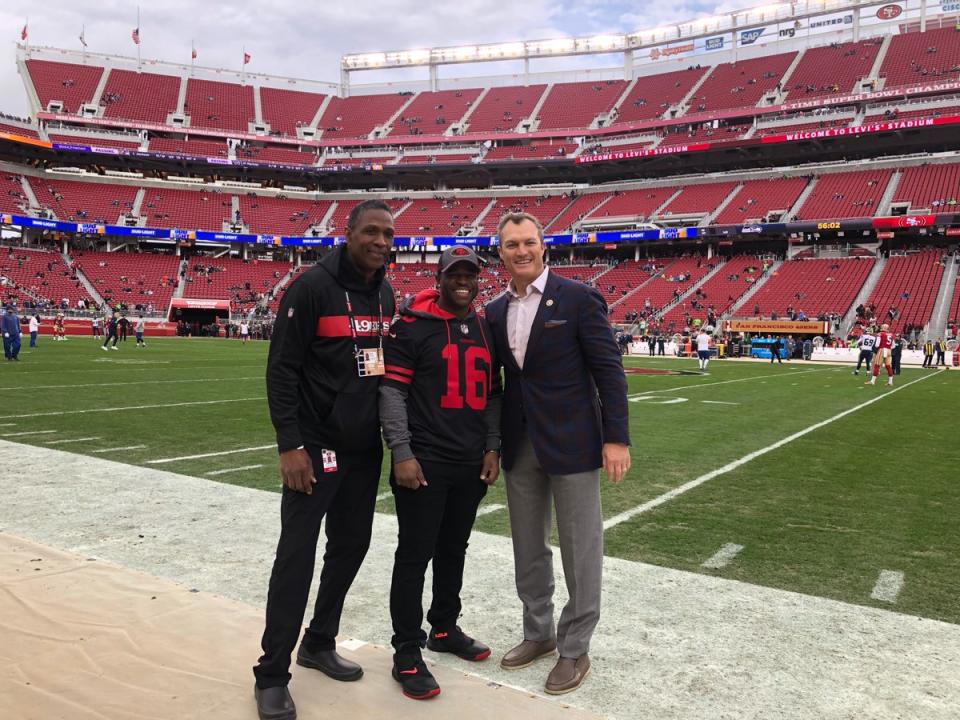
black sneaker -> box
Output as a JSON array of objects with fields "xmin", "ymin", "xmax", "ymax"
[
  {"xmin": 427, "ymin": 626, "xmax": 491, "ymax": 661},
  {"xmin": 392, "ymin": 649, "xmax": 440, "ymax": 700}
]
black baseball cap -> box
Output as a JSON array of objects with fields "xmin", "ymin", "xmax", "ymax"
[{"xmin": 437, "ymin": 245, "xmax": 481, "ymax": 274}]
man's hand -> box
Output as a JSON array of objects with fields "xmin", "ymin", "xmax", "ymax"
[
  {"xmin": 394, "ymin": 458, "xmax": 427, "ymax": 490},
  {"xmin": 279, "ymin": 448, "xmax": 316, "ymax": 494},
  {"xmin": 602, "ymin": 443, "xmax": 630, "ymax": 484},
  {"xmin": 480, "ymin": 450, "xmax": 500, "ymax": 486}
]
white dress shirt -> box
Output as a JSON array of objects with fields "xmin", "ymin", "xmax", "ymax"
[{"xmin": 506, "ymin": 267, "xmax": 549, "ymax": 369}]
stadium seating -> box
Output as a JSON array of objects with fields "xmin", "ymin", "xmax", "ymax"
[
  {"xmin": 149, "ymin": 137, "xmax": 229, "ymax": 157},
  {"xmin": 483, "ymin": 195, "xmax": 571, "ymax": 231},
  {"xmin": 689, "ymin": 53, "xmax": 796, "ymax": 112},
  {"xmin": 266, "ymin": 265, "xmax": 305, "ymax": 313},
  {"xmin": 0, "ymin": 121, "xmax": 39, "ymax": 138},
  {"xmin": 72, "ymin": 250, "xmax": 180, "ymax": 311},
  {"xmin": 483, "ymin": 142, "xmax": 571, "ymax": 161},
  {"xmin": 584, "ymin": 188, "xmax": 675, "ymax": 222},
  {"xmin": 0, "ymin": 247, "xmax": 88, "ymax": 308},
  {"xmin": 546, "ymin": 264, "xmax": 609, "ymax": 283},
  {"xmin": 183, "ymin": 256, "xmax": 291, "ymax": 312},
  {"xmin": 591, "ymin": 259, "xmax": 661, "ymax": 307},
  {"xmin": 792, "ymin": 169, "xmax": 893, "ymax": 220},
  {"xmin": 25, "ymin": 60, "xmax": 102, "ymax": 113},
  {"xmin": 712, "ymin": 177, "xmax": 808, "ymax": 225},
  {"xmin": 184, "ymin": 79, "xmax": 255, "ymax": 132},
  {"xmin": 610, "ymin": 256, "xmax": 716, "ymax": 322},
  {"xmin": 324, "ymin": 199, "xmax": 407, "ymax": 235},
  {"xmin": 395, "ymin": 153, "xmax": 476, "ymax": 165},
  {"xmin": 236, "ymin": 144, "xmax": 318, "ymax": 166},
  {"xmin": 545, "ymin": 194, "xmax": 612, "ymax": 232},
  {"xmin": 862, "ymin": 250, "xmax": 945, "ymax": 333},
  {"xmin": 259, "ymin": 87, "xmax": 328, "ymax": 137},
  {"xmin": 582, "ymin": 139, "xmax": 656, "ymax": 155},
  {"xmin": 100, "ymin": 69, "xmax": 181, "ymax": 123},
  {"xmin": 463, "ymin": 85, "xmax": 547, "ymax": 133},
  {"xmin": 0, "ymin": 175, "xmax": 29, "ymax": 215},
  {"xmin": 891, "ymin": 163, "xmax": 960, "ymax": 210},
  {"xmin": 391, "ymin": 198, "xmax": 486, "ymax": 235},
  {"xmin": 387, "ymin": 262, "xmax": 438, "ymax": 300},
  {"xmin": 755, "ymin": 118, "xmax": 852, "ymax": 137},
  {"xmin": 659, "ymin": 181, "xmax": 738, "ymax": 217},
  {"xmin": 878, "ymin": 27, "xmax": 960, "ymax": 89},
  {"xmin": 316, "ymin": 93, "xmax": 409, "ymax": 140},
  {"xmin": 863, "ymin": 104, "xmax": 960, "ymax": 123},
  {"xmin": 948, "ymin": 273, "xmax": 960, "ymax": 327},
  {"xmin": 27, "ymin": 177, "xmax": 138, "ymax": 224},
  {"xmin": 746, "ymin": 258, "xmax": 875, "ymax": 319},
  {"xmin": 535, "ymin": 80, "xmax": 627, "ymax": 131},
  {"xmin": 238, "ymin": 196, "xmax": 332, "ymax": 235},
  {"xmin": 659, "ymin": 255, "xmax": 763, "ymax": 330},
  {"xmin": 139, "ymin": 188, "xmax": 234, "ymax": 230},
  {"xmin": 48, "ymin": 134, "xmax": 142, "ymax": 149},
  {"xmin": 784, "ymin": 40, "xmax": 883, "ymax": 100},
  {"xmin": 658, "ymin": 122, "xmax": 751, "ymax": 146},
  {"xmin": 390, "ymin": 88, "xmax": 483, "ymax": 136},
  {"xmin": 613, "ymin": 68, "xmax": 709, "ymax": 124}
]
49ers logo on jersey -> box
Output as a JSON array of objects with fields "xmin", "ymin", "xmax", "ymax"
[{"xmin": 315, "ymin": 315, "xmax": 391, "ymax": 337}]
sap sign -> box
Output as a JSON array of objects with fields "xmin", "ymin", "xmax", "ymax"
[
  {"xmin": 705, "ymin": 37, "xmax": 724, "ymax": 51},
  {"xmin": 740, "ymin": 28, "xmax": 765, "ymax": 45}
]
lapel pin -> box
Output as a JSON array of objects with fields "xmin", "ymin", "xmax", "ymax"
[{"xmin": 546, "ymin": 299, "xmax": 554, "ymax": 307}]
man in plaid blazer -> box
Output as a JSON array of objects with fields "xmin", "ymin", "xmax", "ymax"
[{"xmin": 485, "ymin": 212, "xmax": 630, "ymax": 696}]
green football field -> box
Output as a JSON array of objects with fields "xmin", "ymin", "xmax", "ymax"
[{"xmin": 2, "ymin": 335, "xmax": 958, "ymax": 625}]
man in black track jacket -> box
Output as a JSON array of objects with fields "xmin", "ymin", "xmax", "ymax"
[
  {"xmin": 379, "ymin": 246, "xmax": 502, "ymax": 701},
  {"xmin": 253, "ymin": 200, "xmax": 395, "ymax": 720}
]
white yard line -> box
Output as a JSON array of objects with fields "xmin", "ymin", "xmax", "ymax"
[
  {"xmin": 147, "ymin": 444, "xmax": 275, "ymax": 465},
  {"xmin": 702, "ymin": 543, "xmax": 745, "ymax": 569},
  {"xmin": 376, "ymin": 491, "xmax": 393, "ymax": 502},
  {"xmin": 91, "ymin": 445, "xmax": 146, "ymax": 453},
  {"xmin": 701, "ymin": 400, "xmax": 740, "ymax": 405},
  {"xmin": 0, "ymin": 376, "xmax": 263, "ymax": 392},
  {"xmin": 44, "ymin": 436, "xmax": 102, "ymax": 445},
  {"xmin": 0, "ymin": 430, "xmax": 57, "ymax": 437},
  {"xmin": 628, "ymin": 367, "xmax": 825, "ymax": 397},
  {"xmin": 475, "ymin": 503, "xmax": 507, "ymax": 517},
  {"xmin": 871, "ymin": 570, "xmax": 905, "ymax": 603},
  {"xmin": 606, "ymin": 371, "xmax": 941, "ymax": 530},
  {"xmin": 0, "ymin": 397, "xmax": 266, "ymax": 420},
  {"xmin": 0, "ymin": 423, "xmax": 16, "ymax": 427},
  {"xmin": 205, "ymin": 464, "xmax": 265, "ymax": 476}
]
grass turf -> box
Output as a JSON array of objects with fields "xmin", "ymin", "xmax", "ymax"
[{"xmin": 2, "ymin": 336, "xmax": 958, "ymax": 623}]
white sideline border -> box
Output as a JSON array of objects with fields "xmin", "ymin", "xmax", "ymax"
[
  {"xmin": 0, "ymin": 396, "xmax": 266, "ymax": 420},
  {"xmin": 0, "ymin": 376, "xmax": 263, "ymax": 392},
  {"xmin": 606, "ymin": 371, "xmax": 942, "ymax": 530},
  {"xmin": 628, "ymin": 367, "xmax": 826, "ymax": 397},
  {"xmin": 148, "ymin": 445, "xmax": 275, "ymax": 465}
]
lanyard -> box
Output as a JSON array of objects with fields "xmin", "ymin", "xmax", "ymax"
[{"xmin": 344, "ymin": 289, "xmax": 383, "ymax": 358}]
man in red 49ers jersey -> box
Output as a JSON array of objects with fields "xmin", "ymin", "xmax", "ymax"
[
  {"xmin": 867, "ymin": 323, "xmax": 895, "ymax": 387},
  {"xmin": 379, "ymin": 245, "xmax": 502, "ymax": 700}
]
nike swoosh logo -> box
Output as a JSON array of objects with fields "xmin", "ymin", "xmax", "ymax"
[{"xmin": 399, "ymin": 668, "xmax": 418, "ymax": 675}]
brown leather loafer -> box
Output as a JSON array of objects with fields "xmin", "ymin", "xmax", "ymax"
[
  {"xmin": 500, "ymin": 638, "xmax": 557, "ymax": 670},
  {"xmin": 544, "ymin": 654, "xmax": 590, "ymax": 695}
]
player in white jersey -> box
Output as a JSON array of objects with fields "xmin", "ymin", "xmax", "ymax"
[
  {"xmin": 695, "ymin": 329, "xmax": 711, "ymax": 371},
  {"xmin": 239, "ymin": 321, "xmax": 250, "ymax": 344},
  {"xmin": 852, "ymin": 329, "xmax": 876, "ymax": 375},
  {"xmin": 866, "ymin": 323, "xmax": 894, "ymax": 387}
]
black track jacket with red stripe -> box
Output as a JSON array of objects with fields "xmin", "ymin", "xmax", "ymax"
[
  {"xmin": 379, "ymin": 289, "xmax": 502, "ymax": 465},
  {"xmin": 266, "ymin": 246, "xmax": 394, "ymax": 453}
]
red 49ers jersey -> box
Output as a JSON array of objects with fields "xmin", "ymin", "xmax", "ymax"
[{"xmin": 876, "ymin": 331, "xmax": 893, "ymax": 350}]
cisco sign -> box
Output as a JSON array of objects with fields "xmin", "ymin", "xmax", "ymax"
[{"xmin": 740, "ymin": 28, "xmax": 765, "ymax": 45}]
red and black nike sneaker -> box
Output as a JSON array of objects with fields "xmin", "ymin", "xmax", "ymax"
[
  {"xmin": 392, "ymin": 649, "xmax": 441, "ymax": 700},
  {"xmin": 427, "ymin": 626, "xmax": 491, "ymax": 662}
]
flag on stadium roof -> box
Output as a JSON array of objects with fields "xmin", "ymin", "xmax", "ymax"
[
  {"xmin": 191, "ymin": 46, "xmax": 197, "ymax": 60},
  {"xmin": 20, "ymin": 24, "xmax": 27, "ymax": 41},
  {"xmin": 79, "ymin": 27, "xmax": 87, "ymax": 48},
  {"xmin": 243, "ymin": 52, "xmax": 251, "ymax": 65},
  {"xmin": 132, "ymin": 27, "xmax": 140, "ymax": 45}
]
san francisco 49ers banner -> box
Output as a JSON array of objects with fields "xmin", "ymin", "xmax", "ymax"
[{"xmin": 725, "ymin": 319, "xmax": 830, "ymax": 334}]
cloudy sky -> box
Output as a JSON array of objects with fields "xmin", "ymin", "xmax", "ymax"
[{"xmin": 0, "ymin": 0, "xmax": 760, "ymax": 118}]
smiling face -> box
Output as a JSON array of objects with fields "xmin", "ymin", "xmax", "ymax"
[
  {"xmin": 437, "ymin": 264, "xmax": 479, "ymax": 318},
  {"xmin": 345, "ymin": 208, "xmax": 394, "ymax": 280},
  {"xmin": 498, "ymin": 218, "xmax": 545, "ymax": 290}
]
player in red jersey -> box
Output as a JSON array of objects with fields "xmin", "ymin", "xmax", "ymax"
[{"xmin": 866, "ymin": 323, "xmax": 894, "ymax": 387}]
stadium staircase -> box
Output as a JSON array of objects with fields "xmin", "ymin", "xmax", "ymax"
[
  {"xmin": 876, "ymin": 170, "xmax": 902, "ymax": 215},
  {"xmin": 866, "ymin": 35, "xmax": 894, "ymax": 89},
  {"xmin": 775, "ymin": 52, "xmax": 808, "ymax": 104},
  {"xmin": 598, "ymin": 77, "xmax": 640, "ymax": 128},
  {"xmin": 90, "ymin": 70, "xmax": 112, "ymax": 116},
  {"xmin": 606, "ymin": 263, "xmax": 669, "ymax": 314},
  {"xmin": 19, "ymin": 177, "xmax": 39, "ymax": 212},
  {"xmin": 926, "ymin": 253, "xmax": 957, "ymax": 340},
  {"xmin": 654, "ymin": 257, "xmax": 727, "ymax": 321},
  {"xmin": 450, "ymin": 86, "xmax": 490, "ymax": 135},
  {"xmin": 839, "ymin": 254, "xmax": 887, "ymax": 336},
  {"xmin": 308, "ymin": 94, "xmax": 334, "ymax": 132},
  {"xmin": 701, "ymin": 186, "xmax": 743, "ymax": 226},
  {"xmin": 174, "ymin": 75, "xmax": 188, "ymax": 117},
  {"xmin": 130, "ymin": 188, "xmax": 146, "ymax": 223},
  {"xmin": 524, "ymin": 84, "xmax": 554, "ymax": 132},
  {"xmin": 784, "ymin": 179, "xmax": 817, "ymax": 221},
  {"xmin": 252, "ymin": 87, "xmax": 265, "ymax": 127},
  {"xmin": 172, "ymin": 259, "xmax": 188, "ymax": 299},
  {"xmin": 379, "ymin": 94, "xmax": 421, "ymax": 139},
  {"xmin": 673, "ymin": 70, "xmax": 712, "ymax": 118},
  {"xmin": 64, "ymin": 254, "xmax": 106, "ymax": 309},
  {"xmin": 725, "ymin": 259, "xmax": 783, "ymax": 318}
]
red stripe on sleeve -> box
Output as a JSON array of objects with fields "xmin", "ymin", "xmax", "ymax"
[
  {"xmin": 384, "ymin": 373, "xmax": 413, "ymax": 385},
  {"xmin": 385, "ymin": 364, "xmax": 414, "ymax": 377}
]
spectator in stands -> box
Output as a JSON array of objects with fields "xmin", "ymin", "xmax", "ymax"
[{"xmin": 486, "ymin": 211, "xmax": 629, "ymax": 696}]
